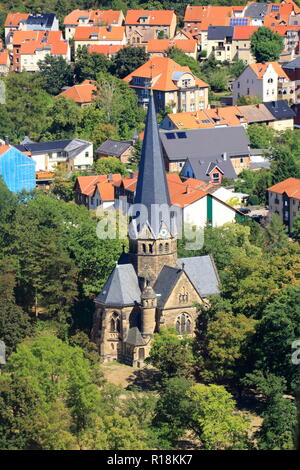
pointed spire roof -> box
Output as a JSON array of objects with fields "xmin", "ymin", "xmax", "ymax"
[{"xmin": 133, "ymin": 94, "xmax": 171, "ymax": 236}]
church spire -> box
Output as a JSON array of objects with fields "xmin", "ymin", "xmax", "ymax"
[{"xmin": 134, "ymin": 94, "xmax": 171, "ymax": 236}]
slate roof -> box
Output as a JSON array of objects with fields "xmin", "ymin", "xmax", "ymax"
[
  {"xmin": 186, "ymin": 156, "xmax": 237, "ymax": 181},
  {"xmin": 238, "ymin": 104, "xmax": 275, "ymax": 124},
  {"xmin": 95, "ymin": 264, "xmax": 141, "ymax": 307},
  {"xmin": 160, "ymin": 126, "xmax": 250, "ymax": 162},
  {"xmin": 26, "ymin": 14, "xmax": 56, "ymax": 27},
  {"xmin": 244, "ymin": 3, "xmax": 268, "ymax": 18},
  {"xmin": 283, "ymin": 56, "xmax": 300, "ymax": 69},
  {"xmin": 125, "ymin": 327, "xmax": 146, "ymax": 346},
  {"xmin": 133, "ymin": 94, "xmax": 171, "ymax": 236},
  {"xmin": 153, "ymin": 266, "xmax": 183, "ymax": 308},
  {"xmin": 14, "ymin": 139, "xmax": 91, "ymax": 158},
  {"xmin": 177, "ymin": 255, "xmax": 220, "ymax": 297},
  {"xmin": 207, "ymin": 26, "xmax": 234, "ymax": 40},
  {"xmin": 263, "ymin": 100, "xmax": 295, "ymax": 120},
  {"xmin": 96, "ymin": 139, "xmax": 133, "ymax": 157}
]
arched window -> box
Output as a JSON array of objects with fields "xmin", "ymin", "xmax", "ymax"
[
  {"xmin": 159, "ymin": 243, "xmax": 163, "ymax": 253},
  {"xmin": 139, "ymin": 348, "xmax": 145, "ymax": 360},
  {"xmin": 164, "ymin": 243, "xmax": 169, "ymax": 253},
  {"xmin": 142, "ymin": 243, "xmax": 147, "ymax": 253},
  {"xmin": 268, "ymin": 78, "xmax": 273, "ymax": 83},
  {"xmin": 149, "ymin": 244, "xmax": 153, "ymax": 253},
  {"xmin": 175, "ymin": 313, "xmax": 192, "ymax": 335},
  {"xmin": 110, "ymin": 312, "xmax": 120, "ymax": 333}
]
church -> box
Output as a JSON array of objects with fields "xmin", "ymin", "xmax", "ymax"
[{"xmin": 91, "ymin": 94, "xmax": 220, "ymax": 366}]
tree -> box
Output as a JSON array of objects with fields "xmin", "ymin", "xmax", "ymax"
[
  {"xmin": 207, "ymin": 69, "xmax": 228, "ymax": 92},
  {"xmin": 0, "ymin": 72, "xmax": 52, "ymax": 142},
  {"xmin": 43, "ymin": 96, "xmax": 82, "ymax": 140},
  {"xmin": 264, "ymin": 214, "xmax": 289, "ymax": 252},
  {"xmin": 153, "ymin": 377, "xmax": 194, "ymax": 446},
  {"xmin": 74, "ymin": 46, "xmax": 110, "ymax": 82},
  {"xmin": 291, "ymin": 215, "xmax": 300, "ymax": 241},
  {"xmin": 94, "ymin": 156, "xmax": 128, "ymax": 176},
  {"xmin": 250, "ymin": 27, "xmax": 284, "ymax": 62},
  {"xmin": 146, "ymin": 328, "xmax": 195, "ymax": 380},
  {"xmin": 38, "ymin": 55, "xmax": 74, "ymax": 95},
  {"xmin": 166, "ymin": 47, "xmax": 202, "ymax": 78},
  {"xmin": 110, "ymin": 47, "xmax": 149, "ymax": 79},
  {"xmin": 230, "ymin": 59, "xmax": 246, "ymax": 78},
  {"xmin": 237, "ymin": 95, "xmax": 262, "ymax": 105},
  {"xmin": 270, "ymin": 146, "xmax": 300, "ymax": 184},
  {"xmin": 247, "ymin": 123, "xmax": 275, "ymax": 149},
  {"xmin": 188, "ymin": 384, "xmax": 250, "ymax": 449}
]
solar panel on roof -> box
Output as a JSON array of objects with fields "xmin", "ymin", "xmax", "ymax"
[
  {"xmin": 271, "ymin": 5, "xmax": 280, "ymax": 11},
  {"xmin": 202, "ymin": 119, "xmax": 210, "ymax": 123},
  {"xmin": 166, "ymin": 133, "xmax": 176, "ymax": 139},
  {"xmin": 177, "ymin": 132, "xmax": 187, "ymax": 139},
  {"xmin": 230, "ymin": 18, "xmax": 248, "ymax": 26}
]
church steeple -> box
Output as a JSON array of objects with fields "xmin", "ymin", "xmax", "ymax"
[
  {"xmin": 134, "ymin": 94, "xmax": 171, "ymax": 236},
  {"xmin": 129, "ymin": 94, "xmax": 177, "ymax": 282}
]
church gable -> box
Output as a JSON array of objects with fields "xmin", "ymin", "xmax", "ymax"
[{"xmin": 154, "ymin": 266, "xmax": 202, "ymax": 309}]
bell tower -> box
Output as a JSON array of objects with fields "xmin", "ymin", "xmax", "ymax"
[{"xmin": 128, "ymin": 94, "xmax": 177, "ymax": 282}]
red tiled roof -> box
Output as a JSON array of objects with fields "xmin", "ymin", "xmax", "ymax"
[
  {"xmin": 74, "ymin": 25, "xmax": 125, "ymax": 41},
  {"xmin": 233, "ymin": 26, "xmax": 259, "ymax": 40},
  {"xmin": 268, "ymin": 177, "xmax": 300, "ymax": 199},
  {"xmin": 124, "ymin": 56, "xmax": 208, "ymax": 92},
  {"xmin": 0, "ymin": 49, "xmax": 9, "ymax": 65},
  {"xmin": 249, "ymin": 61, "xmax": 289, "ymax": 79},
  {"xmin": 147, "ymin": 38, "xmax": 197, "ymax": 53},
  {"xmin": 125, "ymin": 9, "xmax": 176, "ymax": 26},
  {"xmin": 77, "ymin": 174, "xmax": 122, "ymax": 197},
  {"xmin": 87, "ymin": 44, "xmax": 125, "ymax": 56},
  {"xmin": 59, "ymin": 81, "xmax": 97, "ymax": 104},
  {"xmin": 4, "ymin": 13, "xmax": 29, "ymax": 28},
  {"xmin": 0, "ymin": 145, "xmax": 10, "ymax": 155},
  {"xmin": 64, "ymin": 9, "xmax": 123, "ymax": 26}
]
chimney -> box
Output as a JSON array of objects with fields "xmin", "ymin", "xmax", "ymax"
[
  {"xmin": 222, "ymin": 152, "xmax": 227, "ymax": 161},
  {"xmin": 108, "ymin": 173, "xmax": 112, "ymax": 181},
  {"xmin": 4, "ymin": 136, "xmax": 9, "ymax": 145}
]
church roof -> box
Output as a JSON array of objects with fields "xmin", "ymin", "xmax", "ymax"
[
  {"xmin": 177, "ymin": 255, "xmax": 220, "ymax": 297},
  {"xmin": 95, "ymin": 263, "xmax": 141, "ymax": 306},
  {"xmin": 133, "ymin": 94, "xmax": 171, "ymax": 237},
  {"xmin": 153, "ymin": 266, "xmax": 183, "ymax": 308},
  {"xmin": 125, "ymin": 327, "xmax": 146, "ymax": 346}
]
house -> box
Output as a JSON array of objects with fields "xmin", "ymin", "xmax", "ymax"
[
  {"xmin": 159, "ymin": 126, "xmax": 250, "ymax": 174},
  {"xmin": 0, "ymin": 49, "xmax": 10, "ymax": 74},
  {"xmin": 13, "ymin": 138, "xmax": 93, "ymax": 172},
  {"xmin": 146, "ymin": 38, "xmax": 198, "ymax": 59},
  {"xmin": 74, "ymin": 173, "xmax": 122, "ymax": 209},
  {"xmin": 96, "ymin": 139, "xmax": 134, "ymax": 163},
  {"xmin": 183, "ymin": 5, "xmax": 237, "ymax": 36},
  {"xmin": 267, "ymin": 177, "xmax": 300, "ymax": 232},
  {"xmin": 0, "ymin": 144, "xmax": 36, "ymax": 193},
  {"xmin": 4, "ymin": 13, "xmax": 59, "ymax": 48},
  {"xmin": 160, "ymin": 106, "xmax": 249, "ymax": 130},
  {"xmin": 59, "ymin": 80, "xmax": 97, "ymax": 107},
  {"xmin": 206, "ymin": 26, "xmax": 235, "ymax": 62},
  {"xmin": 283, "ymin": 56, "xmax": 300, "ymax": 124},
  {"xmin": 263, "ymin": 99, "xmax": 295, "ymax": 130},
  {"xmin": 12, "ymin": 31, "xmax": 70, "ymax": 72},
  {"xmin": 232, "ymin": 62, "xmax": 295, "ymax": 104},
  {"xmin": 64, "ymin": 9, "xmax": 125, "ymax": 41},
  {"xmin": 232, "ymin": 26, "xmax": 258, "ymax": 64},
  {"xmin": 123, "ymin": 56, "xmax": 209, "ymax": 113},
  {"xmin": 4, "ymin": 13, "xmax": 30, "ymax": 47},
  {"xmin": 91, "ymin": 95, "xmax": 221, "ymax": 366},
  {"xmin": 87, "ymin": 44, "xmax": 125, "ymax": 58},
  {"xmin": 125, "ymin": 9, "xmax": 177, "ymax": 47},
  {"xmin": 74, "ymin": 26, "xmax": 126, "ymax": 53},
  {"xmin": 114, "ymin": 171, "xmax": 244, "ymax": 230}
]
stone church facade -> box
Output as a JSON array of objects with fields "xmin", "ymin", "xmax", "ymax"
[{"xmin": 91, "ymin": 95, "xmax": 220, "ymax": 366}]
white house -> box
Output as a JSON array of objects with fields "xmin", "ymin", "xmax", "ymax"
[
  {"xmin": 13, "ymin": 138, "xmax": 93, "ymax": 172},
  {"xmin": 232, "ymin": 62, "xmax": 294, "ymax": 104}
]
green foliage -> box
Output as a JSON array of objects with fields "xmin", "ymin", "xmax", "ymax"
[
  {"xmin": 234, "ymin": 168, "xmax": 273, "ymax": 205},
  {"xmin": 94, "ymin": 156, "xmax": 128, "ymax": 176},
  {"xmin": 110, "ymin": 46, "xmax": 149, "ymax": 79},
  {"xmin": 291, "ymin": 215, "xmax": 300, "ymax": 241},
  {"xmin": 74, "ymin": 46, "xmax": 110, "ymax": 82},
  {"xmin": 270, "ymin": 146, "xmax": 300, "ymax": 184},
  {"xmin": 250, "ymin": 27, "xmax": 284, "ymax": 62},
  {"xmin": 247, "ymin": 123, "xmax": 275, "ymax": 149},
  {"xmin": 188, "ymin": 384, "xmax": 250, "ymax": 449},
  {"xmin": 207, "ymin": 68, "xmax": 228, "ymax": 92},
  {"xmin": 229, "ymin": 59, "xmax": 246, "ymax": 78},
  {"xmin": 166, "ymin": 47, "xmax": 202, "ymax": 78},
  {"xmin": 237, "ymin": 95, "xmax": 262, "ymax": 105},
  {"xmin": 146, "ymin": 328, "xmax": 195, "ymax": 380},
  {"xmin": 38, "ymin": 55, "xmax": 74, "ymax": 95}
]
